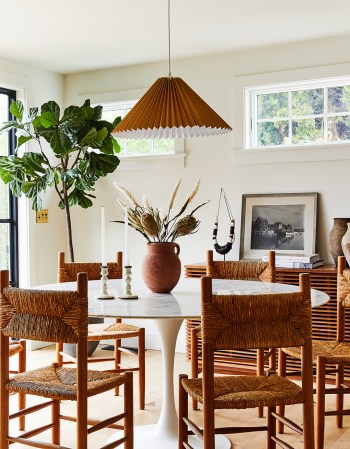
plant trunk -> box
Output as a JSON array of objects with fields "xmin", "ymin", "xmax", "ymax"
[{"xmin": 62, "ymin": 181, "xmax": 75, "ymax": 262}]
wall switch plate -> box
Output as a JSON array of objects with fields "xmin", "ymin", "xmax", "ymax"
[{"xmin": 36, "ymin": 209, "xmax": 48, "ymax": 223}]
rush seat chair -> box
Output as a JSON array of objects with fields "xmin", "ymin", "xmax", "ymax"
[
  {"xmin": 190, "ymin": 249, "xmax": 276, "ymax": 412},
  {"xmin": 279, "ymin": 255, "xmax": 350, "ymax": 449},
  {"xmin": 0, "ymin": 270, "xmax": 134, "ymax": 449},
  {"xmin": 179, "ymin": 274, "xmax": 314, "ymax": 449},
  {"xmin": 57, "ymin": 251, "xmax": 145, "ymax": 410}
]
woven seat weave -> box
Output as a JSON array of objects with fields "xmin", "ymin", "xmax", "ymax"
[
  {"xmin": 58, "ymin": 262, "xmax": 122, "ymax": 283},
  {"xmin": 181, "ymin": 374, "xmax": 305, "ymax": 409},
  {"xmin": 9, "ymin": 342, "xmax": 23, "ymax": 357},
  {"xmin": 207, "ymin": 261, "xmax": 273, "ymax": 283},
  {"xmin": 7, "ymin": 363, "xmax": 128, "ymax": 401},
  {"xmin": 283, "ymin": 339, "xmax": 350, "ymax": 365},
  {"xmin": 87, "ymin": 322, "xmax": 141, "ymax": 341}
]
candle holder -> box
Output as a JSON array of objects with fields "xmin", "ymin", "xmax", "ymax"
[
  {"xmin": 118, "ymin": 265, "xmax": 138, "ymax": 299},
  {"xmin": 95, "ymin": 266, "xmax": 115, "ymax": 300}
]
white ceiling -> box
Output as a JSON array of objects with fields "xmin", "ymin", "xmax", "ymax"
[{"xmin": 2, "ymin": 0, "xmax": 350, "ymax": 74}]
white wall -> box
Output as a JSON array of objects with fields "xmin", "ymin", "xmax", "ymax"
[
  {"xmin": 0, "ymin": 55, "xmax": 65, "ymax": 287},
  {"xmin": 62, "ymin": 35, "xmax": 350, "ymax": 351}
]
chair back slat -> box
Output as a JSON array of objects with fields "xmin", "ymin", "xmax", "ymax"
[
  {"xmin": 0, "ymin": 279, "xmax": 87, "ymax": 344},
  {"xmin": 201, "ymin": 278, "xmax": 312, "ymax": 351},
  {"xmin": 58, "ymin": 251, "xmax": 122, "ymax": 283},
  {"xmin": 206, "ymin": 250, "xmax": 275, "ymax": 282}
]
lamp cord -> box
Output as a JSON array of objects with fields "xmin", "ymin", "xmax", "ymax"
[{"xmin": 168, "ymin": 0, "xmax": 171, "ymax": 77}]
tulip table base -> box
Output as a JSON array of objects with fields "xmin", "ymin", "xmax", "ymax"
[
  {"xmin": 108, "ymin": 317, "xmax": 231, "ymax": 449},
  {"xmin": 109, "ymin": 424, "xmax": 231, "ymax": 449}
]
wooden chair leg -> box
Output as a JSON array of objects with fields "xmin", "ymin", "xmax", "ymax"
[
  {"xmin": 257, "ymin": 348, "xmax": 264, "ymax": 418},
  {"xmin": 52, "ymin": 399, "xmax": 60, "ymax": 445},
  {"xmin": 0, "ymin": 353, "xmax": 10, "ymax": 449},
  {"xmin": 114, "ymin": 338, "xmax": 121, "ymax": 396},
  {"xmin": 138, "ymin": 328, "xmax": 145, "ymax": 410},
  {"xmin": 178, "ymin": 374, "xmax": 189, "ymax": 449},
  {"xmin": 336, "ymin": 364, "xmax": 344, "ymax": 428},
  {"xmin": 316, "ymin": 357, "xmax": 326, "ymax": 449},
  {"xmin": 191, "ymin": 328, "xmax": 199, "ymax": 410},
  {"xmin": 124, "ymin": 371, "xmax": 134, "ymax": 449},
  {"xmin": 267, "ymin": 406, "xmax": 276, "ymax": 449},
  {"xmin": 18, "ymin": 340, "xmax": 26, "ymax": 431},
  {"xmin": 56, "ymin": 341, "xmax": 63, "ymax": 367},
  {"xmin": 277, "ymin": 349, "xmax": 286, "ymax": 434}
]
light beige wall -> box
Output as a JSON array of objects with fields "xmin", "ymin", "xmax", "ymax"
[
  {"xmin": 0, "ymin": 55, "xmax": 65, "ymax": 286},
  {"xmin": 63, "ymin": 34, "xmax": 350, "ymax": 277}
]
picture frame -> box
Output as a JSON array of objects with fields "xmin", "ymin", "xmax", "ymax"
[{"xmin": 240, "ymin": 192, "xmax": 318, "ymax": 260}]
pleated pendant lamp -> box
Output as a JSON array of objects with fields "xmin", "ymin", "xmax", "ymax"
[{"xmin": 112, "ymin": 1, "xmax": 232, "ymax": 139}]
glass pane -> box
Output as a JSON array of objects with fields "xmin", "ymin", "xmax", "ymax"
[
  {"xmin": 328, "ymin": 115, "xmax": 350, "ymax": 142},
  {"xmin": 0, "ymin": 182, "xmax": 9, "ymax": 219},
  {"xmin": 126, "ymin": 139, "xmax": 152, "ymax": 156},
  {"xmin": 257, "ymin": 92, "xmax": 288, "ymax": 119},
  {"xmin": 0, "ymin": 223, "xmax": 9, "ymax": 270},
  {"xmin": 0, "ymin": 94, "xmax": 9, "ymax": 157},
  {"xmin": 257, "ymin": 121, "xmax": 289, "ymax": 146},
  {"xmin": 292, "ymin": 118, "xmax": 324, "ymax": 144},
  {"xmin": 154, "ymin": 139, "xmax": 174, "ymax": 155},
  {"xmin": 102, "ymin": 108, "xmax": 125, "ymax": 122},
  {"xmin": 292, "ymin": 88, "xmax": 323, "ymax": 116},
  {"xmin": 328, "ymin": 86, "xmax": 350, "ymax": 113}
]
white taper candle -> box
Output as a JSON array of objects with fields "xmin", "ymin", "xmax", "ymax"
[
  {"xmin": 101, "ymin": 206, "xmax": 106, "ymax": 266},
  {"xmin": 124, "ymin": 206, "xmax": 130, "ymax": 266}
]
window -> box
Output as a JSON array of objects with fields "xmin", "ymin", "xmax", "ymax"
[
  {"xmin": 0, "ymin": 87, "xmax": 18, "ymax": 286},
  {"xmin": 246, "ymin": 77, "xmax": 350, "ymax": 149},
  {"xmin": 101, "ymin": 100, "xmax": 175, "ymax": 157}
]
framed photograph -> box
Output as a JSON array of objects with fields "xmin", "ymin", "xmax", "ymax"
[{"xmin": 240, "ymin": 192, "xmax": 318, "ymax": 259}]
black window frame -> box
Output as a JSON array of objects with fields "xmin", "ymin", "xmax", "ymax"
[{"xmin": 0, "ymin": 87, "xmax": 18, "ymax": 286}]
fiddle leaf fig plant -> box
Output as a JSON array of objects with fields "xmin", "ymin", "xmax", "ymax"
[{"xmin": 0, "ymin": 99, "xmax": 121, "ymax": 262}]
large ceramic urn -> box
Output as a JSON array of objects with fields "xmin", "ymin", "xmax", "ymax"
[
  {"xmin": 329, "ymin": 218, "xmax": 350, "ymax": 266},
  {"xmin": 141, "ymin": 242, "xmax": 181, "ymax": 293}
]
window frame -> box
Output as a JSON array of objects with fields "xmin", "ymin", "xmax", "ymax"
[
  {"xmin": 0, "ymin": 87, "xmax": 18, "ymax": 286},
  {"xmin": 246, "ymin": 76, "xmax": 350, "ymax": 150}
]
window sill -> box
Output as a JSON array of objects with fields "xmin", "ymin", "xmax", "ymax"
[
  {"xmin": 116, "ymin": 153, "xmax": 186, "ymax": 171},
  {"xmin": 231, "ymin": 143, "xmax": 350, "ymax": 166}
]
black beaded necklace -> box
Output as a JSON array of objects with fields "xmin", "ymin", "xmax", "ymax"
[{"xmin": 212, "ymin": 188, "xmax": 235, "ymax": 258}]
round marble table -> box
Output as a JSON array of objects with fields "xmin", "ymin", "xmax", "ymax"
[{"xmin": 37, "ymin": 277, "xmax": 329, "ymax": 449}]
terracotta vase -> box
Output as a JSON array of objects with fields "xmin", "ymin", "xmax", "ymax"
[
  {"xmin": 329, "ymin": 218, "xmax": 350, "ymax": 266},
  {"xmin": 141, "ymin": 242, "xmax": 181, "ymax": 293},
  {"xmin": 341, "ymin": 223, "xmax": 350, "ymax": 267}
]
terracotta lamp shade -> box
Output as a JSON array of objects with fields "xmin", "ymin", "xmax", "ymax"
[{"xmin": 112, "ymin": 76, "xmax": 232, "ymax": 139}]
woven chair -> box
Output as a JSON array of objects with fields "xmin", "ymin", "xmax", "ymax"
[
  {"xmin": 57, "ymin": 251, "xmax": 145, "ymax": 410},
  {"xmin": 179, "ymin": 274, "xmax": 314, "ymax": 449},
  {"xmin": 190, "ymin": 249, "xmax": 276, "ymax": 412},
  {"xmin": 0, "ymin": 270, "xmax": 133, "ymax": 449},
  {"xmin": 279, "ymin": 255, "xmax": 350, "ymax": 449}
]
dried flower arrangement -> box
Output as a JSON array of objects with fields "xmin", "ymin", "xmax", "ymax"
[{"xmin": 113, "ymin": 179, "xmax": 208, "ymax": 242}]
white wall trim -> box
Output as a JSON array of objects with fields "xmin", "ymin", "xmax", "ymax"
[{"xmin": 232, "ymin": 142, "xmax": 350, "ymax": 166}]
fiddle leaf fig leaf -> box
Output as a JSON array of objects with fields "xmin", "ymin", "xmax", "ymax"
[
  {"xmin": 50, "ymin": 130, "xmax": 74, "ymax": 154},
  {"xmin": 68, "ymin": 189, "xmax": 93, "ymax": 208},
  {"xmin": 25, "ymin": 108, "xmax": 38, "ymax": 123},
  {"xmin": 83, "ymin": 151, "xmax": 120, "ymax": 176},
  {"xmin": 22, "ymin": 152, "xmax": 46, "ymax": 174},
  {"xmin": 41, "ymin": 101, "xmax": 60, "ymax": 122},
  {"xmin": 18, "ymin": 135, "xmax": 32, "ymax": 148},
  {"xmin": 9, "ymin": 100, "xmax": 24, "ymax": 120},
  {"xmin": 80, "ymin": 127, "xmax": 97, "ymax": 145},
  {"xmin": 40, "ymin": 111, "xmax": 58, "ymax": 128},
  {"xmin": 0, "ymin": 121, "xmax": 18, "ymax": 133}
]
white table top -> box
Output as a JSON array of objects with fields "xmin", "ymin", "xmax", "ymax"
[{"xmin": 36, "ymin": 277, "xmax": 330, "ymax": 319}]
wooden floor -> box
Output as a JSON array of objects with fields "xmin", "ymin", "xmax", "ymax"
[{"xmin": 8, "ymin": 346, "xmax": 350, "ymax": 448}]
